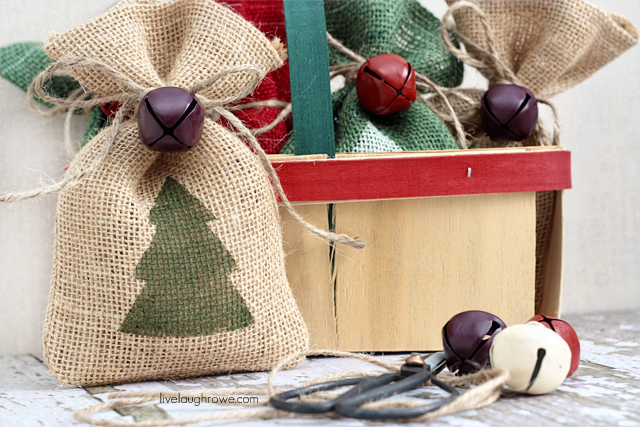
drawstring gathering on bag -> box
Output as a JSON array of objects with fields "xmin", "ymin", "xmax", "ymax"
[
  {"xmin": 439, "ymin": 1, "xmax": 561, "ymax": 146},
  {"xmin": 0, "ymin": 55, "xmax": 365, "ymax": 249}
]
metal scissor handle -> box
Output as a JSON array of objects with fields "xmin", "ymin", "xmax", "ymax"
[
  {"xmin": 269, "ymin": 352, "xmax": 457, "ymax": 419},
  {"xmin": 334, "ymin": 352, "xmax": 458, "ymax": 420},
  {"xmin": 334, "ymin": 374, "xmax": 458, "ymax": 420},
  {"xmin": 269, "ymin": 375, "xmax": 375, "ymax": 414}
]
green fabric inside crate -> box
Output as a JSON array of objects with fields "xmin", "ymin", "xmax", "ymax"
[
  {"xmin": 0, "ymin": 42, "xmax": 78, "ymax": 97},
  {"xmin": 280, "ymin": 0, "xmax": 463, "ymax": 154},
  {"xmin": 0, "ymin": 41, "xmax": 106, "ymax": 148}
]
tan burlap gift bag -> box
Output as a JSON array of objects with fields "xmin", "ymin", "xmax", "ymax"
[
  {"xmin": 4, "ymin": 0, "xmax": 328, "ymax": 387},
  {"xmin": 429, "ymin": 0, "xmax": 638, "ymax": 311}
]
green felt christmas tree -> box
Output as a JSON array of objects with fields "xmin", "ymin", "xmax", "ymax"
[{"xmin": 120, "ymin": 177, "xmax": 253, "ymax": 337}]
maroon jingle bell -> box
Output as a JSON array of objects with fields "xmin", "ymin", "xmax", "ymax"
[
  {"xmin": 137, "ymin": 87, "xmax": 204, "ymax": 152},
  {"xmin": 481, "ymin": 84, "xmax": 538, "ymax": 142},
  {"xmin": 442, "ymin": 310, "xmax": 507, "ymax": 375},
  {"xmin": 356, "ymin": 53, "xmax": 416, "ymax": 115},
  {"xmin": 529, "ymin": 315, "xmax": 581, "ymax": 377}
]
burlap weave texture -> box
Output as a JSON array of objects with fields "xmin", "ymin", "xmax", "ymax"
[
  {"xmin": 0, "ymin": 42, "xmax": 77, "ymax": 95},
  {"xmin": 42, "ymin": 0, "xmax": 308, "ymax": 386},
  {"xmin": 442, "ymin": 0, "xmax": 638, "ymax": 144},
  {"xmin": 230, "ymin": 0, "xmax": 293, "ymax": 154},
  {"xmin": 447, "ymin": 0, "xmax": 638, "ymax": 98}
]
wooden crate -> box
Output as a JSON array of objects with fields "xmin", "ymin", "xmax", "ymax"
[{"xmin": 271, "ymin": 146, "xmax": 571, "ymax": 351}]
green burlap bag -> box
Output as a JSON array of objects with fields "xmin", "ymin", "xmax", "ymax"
[
  {"xmin": 0, "ymin": 42, "xmax": 77, "ymax": 94},
  {"xmin": 0, "ymin": 41, "xmax": 106, "ymax": 146},
  {"xmin": 281, "ymin": 0, "xmax": 463, "ymax": 154}
]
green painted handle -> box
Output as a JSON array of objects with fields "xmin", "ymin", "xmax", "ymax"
[{"xmin": 283, "ymin": 0, "xmax": 335, "ymax": 158}]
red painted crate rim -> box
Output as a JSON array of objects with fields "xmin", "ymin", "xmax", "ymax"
[{"xmin": 270, "ymin": 147, "xmax": 571, "ymax": 203}]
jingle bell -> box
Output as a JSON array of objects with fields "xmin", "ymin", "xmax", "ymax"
[
  {"xmin": 490, "ymin": 323, "xmax": 571, "ymax": 395},
  {"xmin": 137, "ymin": 87, "xmax": 204, "ymax": 152},
  {"xmin": 356, "ymin": 53, "xmax": 417, "ymax": 115},
  {"xmin": 442, "ymin": 310, "xmax": 506, "ymax": 375},
  {"xmin": 481, "ymin": 84, "xmax": 538, "ymax": 142},
  {"xmin": 529, "ymin": 315, "xmax": 581, "ymax": 377}
]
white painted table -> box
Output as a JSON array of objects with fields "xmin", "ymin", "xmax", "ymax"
[{"xmin": 2, "ymin": 311, "xmax": 639, "ymax": 426}]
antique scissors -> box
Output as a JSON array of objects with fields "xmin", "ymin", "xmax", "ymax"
[{"xmin": 270, "ymin": 352, "xmax": 459, "ymax": 420}]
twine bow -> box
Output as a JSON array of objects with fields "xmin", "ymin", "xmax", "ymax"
[
  {"xmin": 440, "ymin": 1, "xmax": 561, "ymax": 146},
  {"xmin": 1, "ymin": 56, "xmax": 364, "ymax": 249}
]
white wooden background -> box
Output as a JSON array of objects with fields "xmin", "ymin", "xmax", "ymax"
[{"xmin": 1, "ymin": 0, "xmax": 639, "ymax": 356}]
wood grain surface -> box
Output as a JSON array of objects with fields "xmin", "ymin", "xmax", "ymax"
[
  {"xmin": 333, "ymin": 193, "xmax": 536, "ymax": 350},
  {"xmin": 284, "ymin": 192, "xmax": 537, "ymax": 351},
  {"xmin": 280, "ymin": 203, "xmax": 337, "ymax": 349}
]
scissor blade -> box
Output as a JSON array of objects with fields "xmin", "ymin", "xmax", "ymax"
[{"xmin": 424, "ymin": 352, "xmax": 447, "ymax": 375}]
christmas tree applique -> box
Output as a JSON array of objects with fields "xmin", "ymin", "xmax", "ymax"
[{"xmin": 120, "ymin": 177, "xmax": 253, "ymax": 337}]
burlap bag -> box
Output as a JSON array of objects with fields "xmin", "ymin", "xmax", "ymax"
[
  {"xmin": 448, "ymin": 0, "xmax": 638, "ymax": 98},
  {"xmin": 38, "ymin": 0, "xmax": 308, "ymax": 386},
  {"xmin": 280, "ymin": 0, "xmax": 464, "ymax": 154},
  {"xmin": 433, "ymin": 0, "xmax": 638, "ymax": 310},
  {"xmin": 438, "ymin": 0, "xmax": 638, "ymax": 145}
]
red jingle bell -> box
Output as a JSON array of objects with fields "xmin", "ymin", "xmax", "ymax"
[
  {"xmin": 529, "ymin": 315, "xmax": 581, "ymax": 377},
  {"xmin": 356, "ymin": 53, "xmax": 416, "ymax": 115}
]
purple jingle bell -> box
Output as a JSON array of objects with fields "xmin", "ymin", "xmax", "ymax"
[
  {"xmin": 442, "ymin": 310, "xmax": 507, "ymax": 375},
  {"xmin": 137, "ymin": 87, "xmax": 204, "ymax": 152},
  {"xmin": 481, "ymin": 84, "xmax": 538, "ymax": 142}
]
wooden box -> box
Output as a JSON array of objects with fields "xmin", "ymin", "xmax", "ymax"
[
  {"xmin": 270, "ymin": 146, "xmax": 571, "ymax": 351},
  {"xmin": 275, "ymin": 1, "xmax": 571, "ymax": 352}
]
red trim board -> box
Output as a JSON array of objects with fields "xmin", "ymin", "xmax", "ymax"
[{"xmin": 271, "ymin": 149, "xmax": 571, "ymax": 202}]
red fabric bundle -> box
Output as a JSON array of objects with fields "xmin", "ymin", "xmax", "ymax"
[{"xmin": 226, "ymin": 0, "xmax": 292, "ymax": 154}]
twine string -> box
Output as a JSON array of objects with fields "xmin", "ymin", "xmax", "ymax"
[
  {"xmin": 253, "ymin": 103, "xmax": 292, "ymax": 136},
  {"xmin": 73, "ymin": 350, "xmax": 508, "ymax": 426},
  {"xmin": 188, "ymin": 64, "xmax": 264, "ymax": 104},
  {"xmin": 1, "ymin": 57, "xmax": 363, "ymax": 248},
  {"xmin": 326, "ymin": 32, "xmax": 468, "ymax": 149},
  {"xmin": 62, "ymin": 87, "xmax": 93, "ymax": 158},
  {"xmin": 441, "ymin": 1, "xmax": 520, "ymax": 86},
  {"xmin": 27, "ymin": 65, "xmax": 292, "ymax": 156},
  {"xmin": 27, "ymin": 83, "xmax": 87, "ymax": 118},
  {"xmin": 537, "ymin": 98, "xmax": 561, "ymax": 145},
  {"xmin": 0, "ymin": 94, "xmax": 134, "ymax": 204},
  {"xmin": 265, "ymin": 349, "xmax": 401, "ymax": 396}
]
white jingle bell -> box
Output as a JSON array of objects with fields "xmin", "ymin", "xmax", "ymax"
[{"xmin": 490, "ymin": 323, "xmax": 571, "ymax": 395}]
